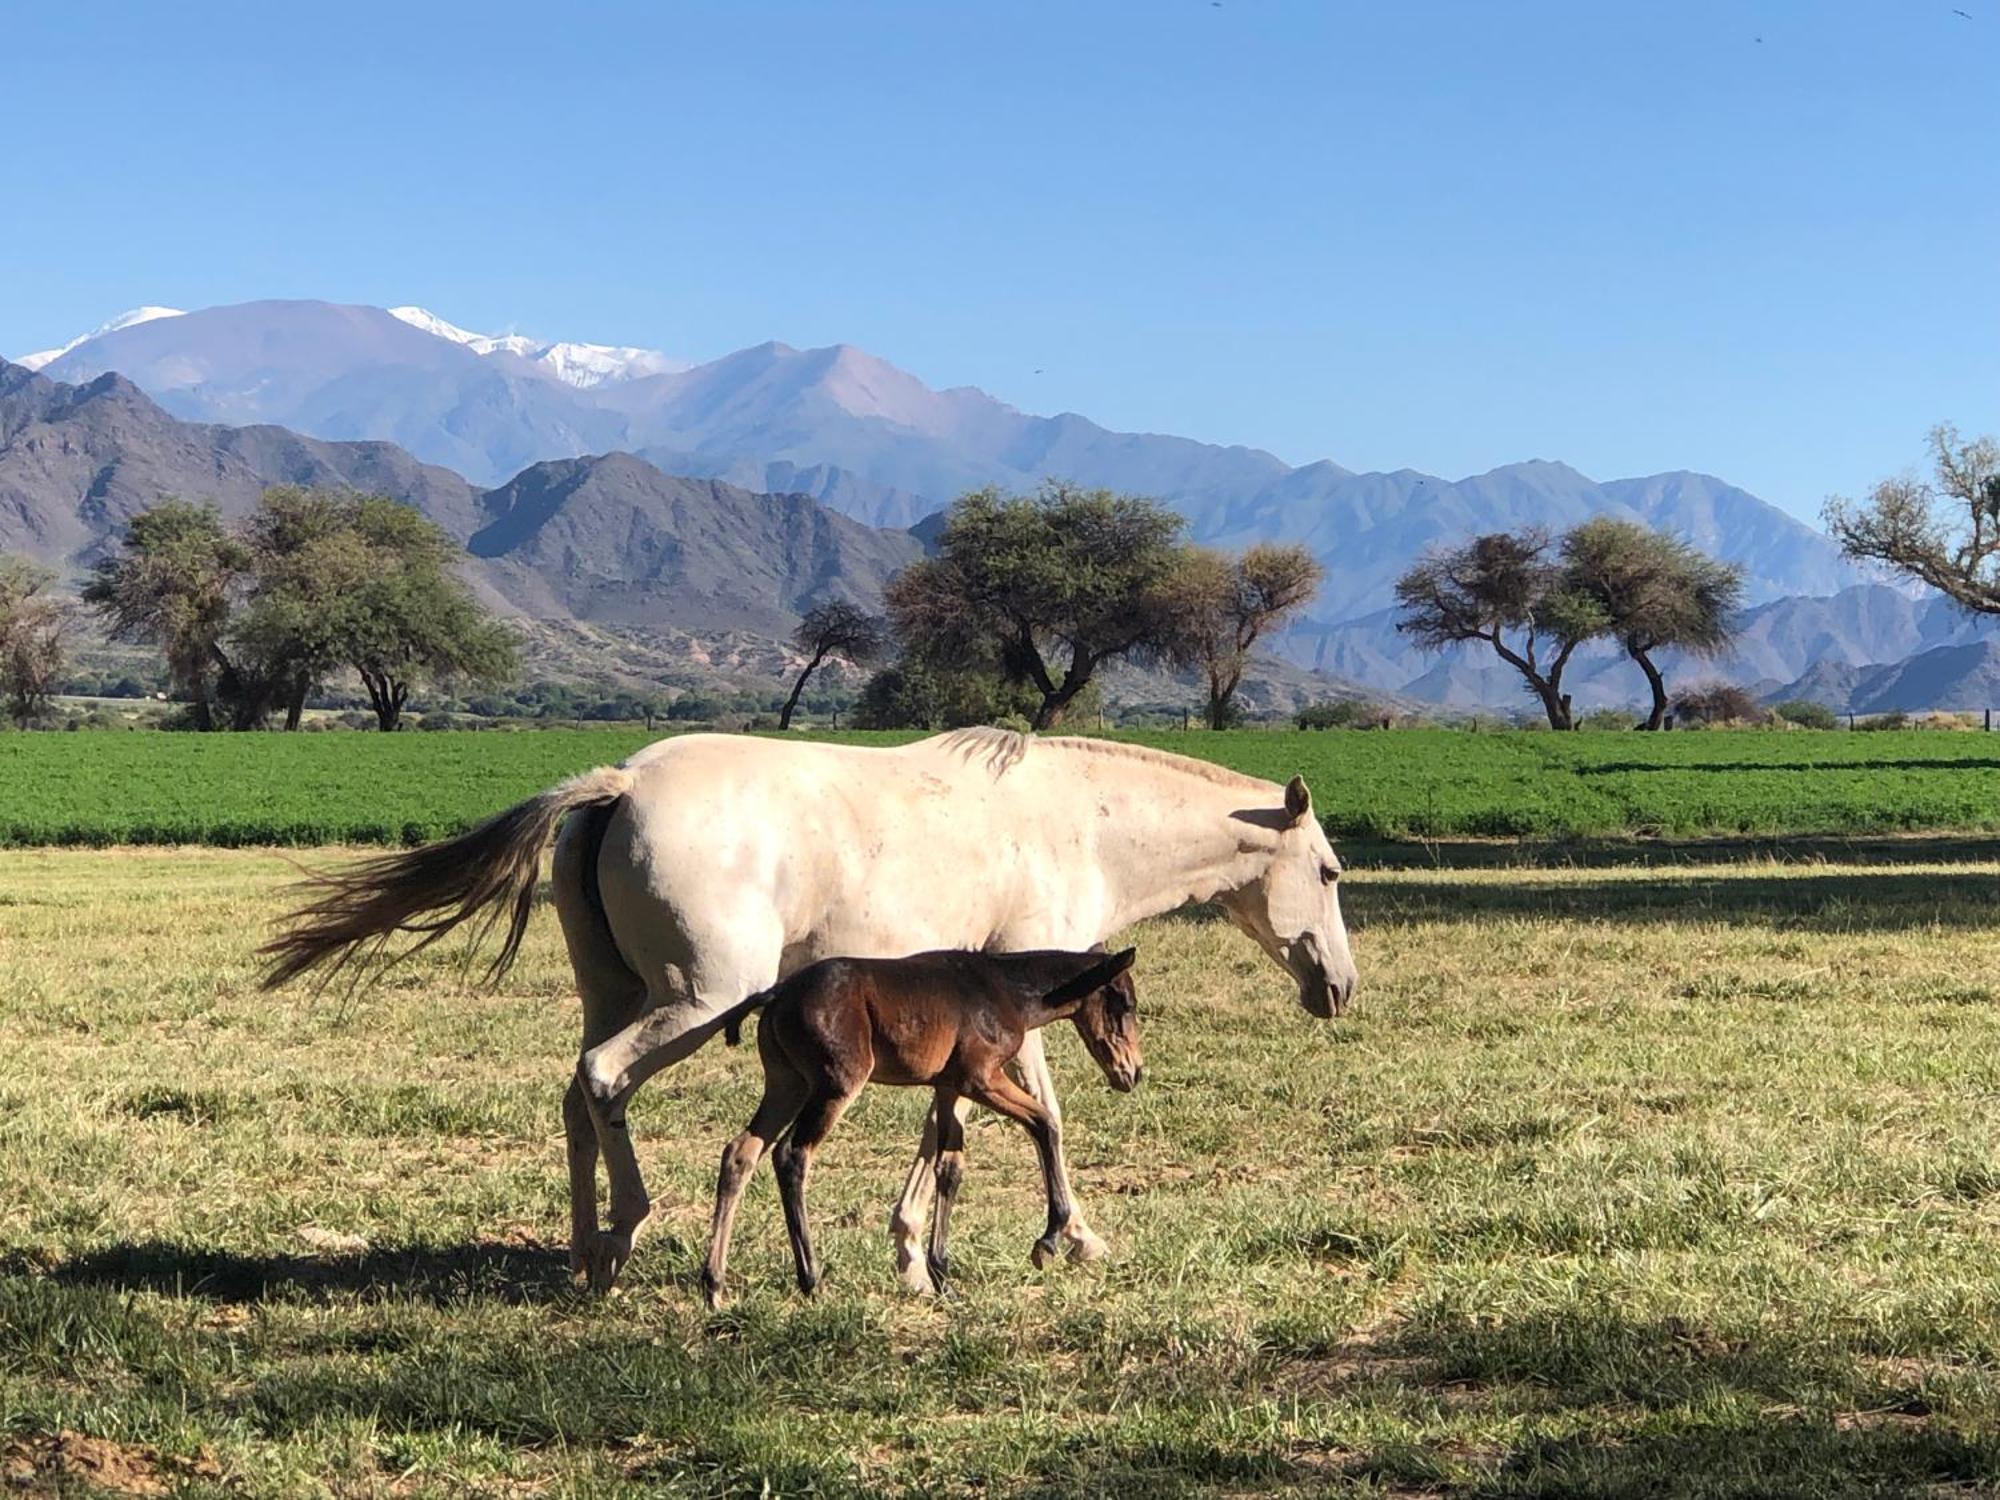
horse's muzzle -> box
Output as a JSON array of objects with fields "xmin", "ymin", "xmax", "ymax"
[{"xmin": 1293, "ymin": 938, "xmax": 1355, "ymax": 1019}]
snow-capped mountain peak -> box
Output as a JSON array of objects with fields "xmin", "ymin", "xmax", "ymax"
[
  {"xmin": 15, "ymin": 306, "xmax": 185, "ymax": 370},
  {"xmin": 386, "ymin": 305, "xmax": 683, "ymax": 388}
]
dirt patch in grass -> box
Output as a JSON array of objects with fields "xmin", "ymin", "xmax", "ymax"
[{"xmin": 2, "ymin": 1431, "xmax": 220, "ymax": 1496}]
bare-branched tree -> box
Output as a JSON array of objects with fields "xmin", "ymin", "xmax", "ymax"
[
  {"xmin": 1825, "ymin": 424, "xmax": 2000, "ymax": 611},
  {"xmin": 780, "ymin": 601, "xmax": 885, "ymax": 730}
]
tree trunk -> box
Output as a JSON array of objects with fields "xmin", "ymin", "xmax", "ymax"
[
  {"xmin": 1632, "ymin": 648, "xmax": 1668, "ymax": 731},
  {"xmin": 360, "ymin": 668, "xmax": 406, "ymax": 731},
  {"xmin": 283, "ymin": 674, "xmax": 309, "ymax": 732},
  {"xmin": 779, "ymin": 650, "xmax": 827, "ymax": 731},
  {"xmin": 1031, "ymin": 667, "xmax": 1094, "ymax": 731},
  {"xmin": 1532, "ymin": 679, "xmax": 1573, "ymax": 731},
  {"xmin": 1205, "ymin": 661, "xmax": 1244, "ymax": 730}
]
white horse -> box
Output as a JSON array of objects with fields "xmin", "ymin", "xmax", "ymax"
[{"xmin": 264, "ymin": 728, "xmax": 1359, "ymax": 1292}]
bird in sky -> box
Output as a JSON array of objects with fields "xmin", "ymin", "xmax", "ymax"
[{"xmin": 1953, "ymin": 8, "xmax": 1973, "ymax": 17}]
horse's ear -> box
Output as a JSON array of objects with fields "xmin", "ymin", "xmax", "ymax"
[
  {"xmin": 1045, "ymin": 946, "xmax": 1137, "ymax": 1006},
  {"xmin": 1284, "ymin": 776, "xmax": 1312, "ymax": 825}
]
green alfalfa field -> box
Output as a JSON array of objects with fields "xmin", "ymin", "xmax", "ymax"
[
  {"xmin": 7, "ymin": 726, "xmax": 2000, "ymax": 846},
  {"xmin": 9, "ymin": 829, "xmax": 2000, "ymax": 1494}
]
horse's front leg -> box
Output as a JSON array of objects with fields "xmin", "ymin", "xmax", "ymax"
[
  {"xmin": 890, "ymin": 1094, "xmax": 964, "ymax": 1295},
  {"xmin": 1008, "ymin": 1030, "xmax": 1106, "ymax": 1266}
]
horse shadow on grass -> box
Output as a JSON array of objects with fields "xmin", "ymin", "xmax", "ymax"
[{"xmin": 9, "ymin": 1237, "xmax": 584, "ymax": 1306}]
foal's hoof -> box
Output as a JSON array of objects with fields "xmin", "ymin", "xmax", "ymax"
[{"xmin": 579, "ymin": 1228, "xmax": 635, "ymax": 1294}]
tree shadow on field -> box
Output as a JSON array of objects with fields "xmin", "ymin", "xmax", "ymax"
[
  {"xmin": 13, "ymin": 1236, "xmax": 576, "ymax": 1306},
  {"xmin": 1341, "ymin": 832, "xmax": 2000, "ymax": 871},
  {"xmin": 1346, "ymin": 866, "xmax": 2000, "ymax": 935},
  {"xmin": 1578, "ymin": 757, "xmax": 2000, "ymax": 777}
]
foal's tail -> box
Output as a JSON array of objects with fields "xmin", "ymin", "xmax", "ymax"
[
  {"xmin": 259, "ymin": 765, "xmax": 636, "ymax": 992},
  {"xmin": 718, "ymin": 988, "xmax": 776, "ymax": 1047}
]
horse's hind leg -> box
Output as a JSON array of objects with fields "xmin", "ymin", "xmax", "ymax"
[
  {"xmin": 772, "ymin": 1086, "xmax": 857, "ymax": 1297},
  {"xmin": 552, "ymin": 812, "xmax": 650, "ymax": 1284}
]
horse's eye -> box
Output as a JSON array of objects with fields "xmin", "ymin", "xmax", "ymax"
[{"xmin": 1320, "ymin": 864, "xmax": 1339, "ymax": 885}]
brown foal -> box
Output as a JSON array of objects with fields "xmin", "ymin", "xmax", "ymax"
[{"xmin": 701, "ymin": 947, "xmax": 1142, "ymax": 1306}]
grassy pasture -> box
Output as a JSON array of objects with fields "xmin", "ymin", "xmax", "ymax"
[
  {"xmin": 7, "ymin": 849, "xmax": 2000, "ymax": 1494},
  {"xmin": 7, "ymin": 727, "xmax": 2000, "ymax": 847}
]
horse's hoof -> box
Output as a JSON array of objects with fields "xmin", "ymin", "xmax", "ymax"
[
  {"xmin": 1064, "ymin": 1226, "xmax": 1110, "ymax": 1264},
  {"xmin": 895, "ymin": 1250, "xmax": 936, "ymax": 1296},
  {"xmin": 581, "ymin": 1228, "xmax": 634, "ymax": 1294},
  {"xmin": 1030, "ymin": 1235, "xmax": 1061, "ymax": 1269}
]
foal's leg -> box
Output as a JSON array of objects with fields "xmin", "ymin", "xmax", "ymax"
[
  {"xmin": 926, "ymin": 1090, "xmax": 966, "ymax": 1294},
  {"xmin": 1007, "ymin": 1029, "xmax": 1106, "ymax": 1265},
  {"xmin": 962, "ymin": 1069, "xmax": 1078, "ymax": 1268},
  {"xmin": 771, "ymin": 1086, "xmax": 858, "ymax": 1297},
  {"xmin": 701, "ymin": 1063, "xmax": 810, "ymax": 1309}
]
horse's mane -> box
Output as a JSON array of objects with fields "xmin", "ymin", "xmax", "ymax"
[{"xmin": 930, "ymin": 727, "xmax": 1273, "ymax": 793}]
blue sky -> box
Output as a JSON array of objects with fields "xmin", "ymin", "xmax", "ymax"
[{"xmin": 2, "ymin": 0, "xmax": 1992, "ymax": 522}]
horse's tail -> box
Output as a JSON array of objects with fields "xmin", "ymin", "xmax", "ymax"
[
  {"xmin": 718, "ymin": 988, "xmax": 775, "ymax": 1047},
  {"xmin": 259, "ymin": 765, "xmax": 636, "ymax": 992}
]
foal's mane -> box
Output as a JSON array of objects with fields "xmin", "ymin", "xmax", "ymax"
[{"xmin": 930, "ymin": 727, "xmax": 1274, "ymax": 795}]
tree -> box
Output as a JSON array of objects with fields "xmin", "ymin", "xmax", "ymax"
[
  {"xmin": 1182, "ymin": 543, "xmax": 1324, "ymax": 728},
  {"xmin": 886, "ymin": 483, "xmax": 1190, "ymax": 730},
  {"xmin": 87, "ymin": 489, "xmax": 516, "ymax": 731},
  {"xmin": 83, "ymin": 500, "xmax": 250, "ymax": 730},
  {"xmin": 0, "ymin": 557, "xmax": 70, "ymax": 726},
  {"xmin": 779, "ymin": 602, "xmax": 884, "ymax": 730},
  {"xmin": 1394, "ymin": 529, "xmax": 1607, "ymax": 730},
  {"xmin": 1826, "ymin": 425, "xmax": 2000, "ymax": 611},
  {"xmin": 336, "ymin": 497, "xmax": 515, "ymax": 730},
  {"xmin": 1560, "ymin": 519, "xmax": 1744, "ymax": 730},
  {"xmin": 236, "ymin": 487, "xmax": 377, "ymax": 730}
]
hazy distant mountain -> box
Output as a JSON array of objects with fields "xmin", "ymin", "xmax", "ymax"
[
  {"xmin": 385, "ymin": 306, "xmax": 685, "ymax": 388},
  {"xmin": 16, "ymin": 306, "xmax": 185, "ymax": 371},
  {"xmin": 39, "ymin": 301, "xmax": 627, "ymax": 486},
  {"xmin": 1768, "ymin": 642, "xmax": 2000, "ymax": 714},
  {"xmin": 469, "ymin": 452, "xmax": 922, "ymax": 633}
]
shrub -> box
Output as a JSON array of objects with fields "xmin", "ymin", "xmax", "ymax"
[
  {"xmin": 1773, "ymin": 699, "xmax": 1838, "ymax": 730},
  {"xmin": 1855, "ymin": 709, "xmax": 1911, "ymax": 731},
  {"xmin": 1670, "ymin": 683, "xmax": 1769, "ymax": 727},
  {"xmin": 1578, "ymin": 707, "xmax": 1639, "ymax": 731},
  {"xmin": 1297, "ymin": 699, "xmax": 1394, "ymax": 730}
]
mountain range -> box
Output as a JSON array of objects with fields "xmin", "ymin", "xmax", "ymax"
[
  {"xmin": 0, "ymin": 359, "xmax": 914, "ymax": 638},
  {"xmin": 11, "ymin": 298, "xmax": 1984, "ymax": 714}
]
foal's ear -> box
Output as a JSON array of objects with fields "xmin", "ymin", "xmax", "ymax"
[
  {"xmin": 1284, "ymin": 775, "xmax": 1312, "ymax": 825},
  {"xmin": 1046, "ymin": 946, "xmax": 1138, "ymax": 1005}
]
